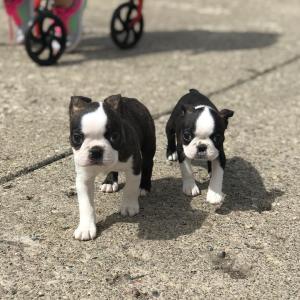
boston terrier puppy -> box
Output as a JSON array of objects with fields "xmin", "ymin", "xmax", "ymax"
[
  {"xmin": 69, "ymin": 94, "xmax": 156, "ymax": 240},
  {"xmin": 165, "ymin": 89, "xmax": 234, "ymax": 204}
]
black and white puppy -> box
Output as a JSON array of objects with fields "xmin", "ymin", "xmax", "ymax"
[
  {"xmin": 69, "ymin": 94, "xmax": 156, "ymax": 240},
  {"xmin": 165, "ymin": 89, "xmax": 234, "ymax": 204}
]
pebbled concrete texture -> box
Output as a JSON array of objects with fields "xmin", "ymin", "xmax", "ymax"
[
  {"xmin": 1, "ymin": 0, "xmax": 300, "ymax": 176},
  {"xmin": 0, "ymin": 0, "xmax": 300, "ymax": 299}
]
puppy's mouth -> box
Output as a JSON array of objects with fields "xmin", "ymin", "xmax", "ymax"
[
  {"xmin": 195, "ymin": 151, "xmax": 207, "ymax": 160},
  {"xmin": 89, "ymin": 158, "xmax": 115, "ymax": 166},
  {"xmin": 89, "ymin": 160, "xmax": 103, "ymax": 166},
  {"xmin": 77, "ymin": 161, "xmax": 101, "ymax": 167},
  {"xmin": 76, "ymin": 158, "xmax": 104, "ymax": 167}
]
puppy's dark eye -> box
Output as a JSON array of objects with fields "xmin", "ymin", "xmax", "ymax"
[
  {"xmin": 183, "ymin": 130, "xmax": 193, "ymax": 143},
  {"xmin": 72, "ymin": 132, "xmax": 84, "ymax": 147},
  {"xmin": 110, "ymin": 132, "xmax": 120, "ymax": 143}
]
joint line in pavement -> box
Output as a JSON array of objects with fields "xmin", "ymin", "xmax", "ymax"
[{"xmin": 1, "ymin": 54, "xmax": 300, "ymax": 185}]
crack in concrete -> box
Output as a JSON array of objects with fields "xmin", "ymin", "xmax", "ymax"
[
  {"xmin": 1, "ymin": 54, "xmax": 300, "ymax": 185},
  {"xmin": 153, "ymin": 53, "xmax": 300, "ymax": 118},
  {"xmin": 0, "ymin": 150, "xmax": 72, "ymax": 185}
]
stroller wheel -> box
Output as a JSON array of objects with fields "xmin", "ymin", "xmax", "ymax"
[
  {"xmin": 111, "ymin": 2, "xmax": 144, "ymax": 49},
  {"xmin": 25, "ymin": 10, "xmax": 66, "ymax": 66}
]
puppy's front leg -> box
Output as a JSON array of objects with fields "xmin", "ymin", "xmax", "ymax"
[
  {"xmin": 207, "ymin": 158, "xmax": 224, "ymax": 204},
  {"xmin": 120, "ymin": 170, "xmax": 141, "ymax": 217},
  {"xmin": 180, "ymin": 158, "xmax": 200, "ymax": 196},
  {"xmin": 74, "ymin": 168, "xmax": 97, "ymax": 240}
]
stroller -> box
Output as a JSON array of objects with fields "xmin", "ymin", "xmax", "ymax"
[{"xmin": 24, "ymin": 0, "xmax": 144, "ymax": 65}]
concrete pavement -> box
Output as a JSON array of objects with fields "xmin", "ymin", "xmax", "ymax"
[{"xmin": 0, "ymin": 0, "xmax": 299, "ymax": 298}]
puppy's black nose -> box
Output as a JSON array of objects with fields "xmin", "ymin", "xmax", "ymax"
[
  {"xmin": 89, "ymin": 146, "xmax": 103, "ymax": 161},
  {"xmin": 197, "ymin": 144, "xmax": 207, "ymax": 152}
]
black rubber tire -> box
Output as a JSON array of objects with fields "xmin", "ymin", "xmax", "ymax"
[
  {"xmin": 25, "ymin": 10, "xmax": 66, "ymax": 66},
  {"xmin": 111, "ymin": 2, "xmax": 144, "ymax": 49}
]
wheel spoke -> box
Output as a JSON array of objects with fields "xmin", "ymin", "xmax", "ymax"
[
  {"xmin": 51, "ymin": 35, "xmax": 63, "ymax": 44},
  {"xmin": 45, "ymin": 23, "xmax": 56, "ymax": 37},
  {"xmin": 125, "ymin": 6, "xmax": 133, "ymax": 23},
  {"xmin": 48, "ymin": 43, "xmax": 53, "ymax": 59},
  {"xmin": 123, "ymin": 30, "xmax": 130, "ymax": 44},
  {"xmin": 132, "ymin": 27, "xmax": 139, "ymax": 39},
  {"xmin": 34, "ymin": 43, "xmax": 47, "ymax": 56},
  {"xmin": 114, "ymin": 29, "xmax": 126, "ymax": 34},
  {"xmin": 37, "ymin": 19, "xmax": 46, "ymax": 39},
  {"xmin": 116, "ymin": 14, "xmax": 126, "ymax": 27},
  {"xmin": 28, "ymin": 31, "xmax": 43, "ymax": 44}
]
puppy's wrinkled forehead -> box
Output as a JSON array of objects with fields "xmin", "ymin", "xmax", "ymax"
[
  {"xmin": 81, "ymin": 102, "xmax": 107, "ymax": 137},
  {"xmin": 194, "ymin": 106, "xmax": 215, "ymax": 138}
]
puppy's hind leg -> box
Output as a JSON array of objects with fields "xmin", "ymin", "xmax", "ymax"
[
  {"xmin": 140, "ymin": 154, "xmax": 154, "ymax": 196},
  {"xmin": 166, "ymin": 117, "xmax": 178, "ymax": 161},
  {"xmin": 100, "ymin": 172, "xmax": 119, "ymax": 193}
]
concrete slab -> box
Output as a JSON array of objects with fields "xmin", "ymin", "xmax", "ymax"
[
  {"xmin": 0, "ymin": 59, "xmax": 299, "ymax": 298},
  {"xmin": 1, "ymin": 0, "xmax": 300, "ymax": 177}
]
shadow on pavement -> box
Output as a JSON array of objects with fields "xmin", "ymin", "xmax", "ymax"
[
  {"xmin": 217, "ymin": 156, "xmax": 284, "ymax": 214},
  {"xmin": 97, "ymin": 156, "xmax": 284, "ymax": 239},
  {"xmin": 97, "ymin": 176, "xmax": 208, "ymax": 240},
  {"xmin": 61, "ymin": 29, "xmax": 279, "ymax": 65},
  {"xmin": 182, "ymin": 156, "xmax": 283, "ymax": 214}
]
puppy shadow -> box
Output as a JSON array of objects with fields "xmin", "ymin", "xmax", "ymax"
[
  {"xmin": 217, "ymin": 156, "xmax": 284, "ymax": 214},
  {"xmin": 192, "ymin": 156, "xmax": 284, "ymax": 214},
  {"xmin": 97, "ymin": 177, "xmax": 208, "ymax": 240},
  {"xmin": 96, "ymin": 156, "xmax": 283, "ymax": 238}
]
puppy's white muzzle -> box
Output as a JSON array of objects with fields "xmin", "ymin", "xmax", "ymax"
[{"xmin": 183, "ymin": 137, "xmax": 219, "ymax": 161}]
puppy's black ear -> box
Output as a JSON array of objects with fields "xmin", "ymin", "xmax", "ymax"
[
  {"xmin": 104, "ymin": 94, "xmax": 122, "ymax": 111},
  {"xmin": 181, "ymin": 104, "xmax": 195, "ymax": 115},
  {"xmin": 220, "ymin": 109, "xmax": 234, "ymax": 120},
  {"xmin": 69, "ymin": 96, "xmax": 92, "ymax": 117},
  {"xmin": 219, "ymin": 109, "xmax": 234, "ymax": 128}
]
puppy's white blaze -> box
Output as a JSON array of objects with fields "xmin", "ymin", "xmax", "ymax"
[
  {"xmin": 81, "ymin": 102, "xmax": 107, "ymax": 137},
  {"xmin": 75, "ymin": 102, "xmax": 118, "ymax": 168},
  {"xmin": 195, "ymin": 106, "xmax": 214, "ymax": 138}
]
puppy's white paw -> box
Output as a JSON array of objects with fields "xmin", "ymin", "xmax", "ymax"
[
  {"xmin": 120, "ymin": 201, "xmax": 139, "ymax": 217},
  {"xmin": 206, "ymin": 189, "xmax": 224, "ymax": 204},
  {"xmin": 74, "ymin": 223, "xmax": 97, "ymax": 241},
  {"xmin": 140, "ymin": 189, "xmax": 148, "ymax": 196},
  {"xmin": 183, "ymin": 179, "xmax": 200, "ymax": 196},
  {"xmin": 100, "ymin": 182, "xmax": 118, "ymax": 193},
  {"xmin": 167, "ymin": 152, "xmax": 178, "ymax": 161}
]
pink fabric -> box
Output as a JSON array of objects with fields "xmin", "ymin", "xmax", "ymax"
[
  {"xmin": 53, "ymin": 0, "xmax": 82, "ymax": 33},
  {"xmin": 3, "ymin": 0, "xmax": 23, "ymax": 26}
]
